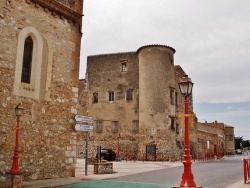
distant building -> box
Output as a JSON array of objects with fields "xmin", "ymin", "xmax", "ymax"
[
  {"xmin": 194, "ymin": 121, "xmax": 235, "ymax": 157},
  {"xmin": 0, "ymin": 0, "xmax": 83, "ymax": 182},
  {"xmin": 224, "ymin": 125, "xmax": 235, "ymax": 154}
]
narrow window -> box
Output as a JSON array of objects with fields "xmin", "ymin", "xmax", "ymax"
[
  {"xmin": 169, "ymin": 53, "xmax": 174, "ymax": 66},
  {"xmin": 229, "ymin": 135, "xmax": 233, "ymax": 141},
  {"xmin": 170, "ymin": 117, "xmax": 175, "ymax": 131},
  {"xmin": 120, "ymin": 59, "xmax": 127, "ymax": 72},
  {"xmin": 111, "ymin": 121, "xmax": 119, "ymax": 133},
  {"xmin": 131, "ymin": 120, "xmax": 139, "ymax": 133},
  {"xmin": 170, "ymin": 89, "xmax": 174, "ymax": 105},
  {"xmin": 93, "ymin": 93, "xmax": 98, "ymax": 103},
  {"xmin": 175, "ymin": 92, "xmax": 178, "ymax": 107},
  {"xmin": 21, "ymin": 36, "xmax": 33, "ymax": 83},
  {"xmin": 108, "ymin": 91, "xmax": 114, "ymax": 101},
  {"xmin": 176, "ymin": 122, "xmax": 179, "ymax": 134},
  {"xmin": 96, "ymin": 121, "xmax": 103, "ymax": 133},
  {"xmin": 14, "ymin": 26, "xmax": 47, "ymax": 100},
  {"xmin": 126, "ymin": 89, "xmax": 133, "ymax": 101}
]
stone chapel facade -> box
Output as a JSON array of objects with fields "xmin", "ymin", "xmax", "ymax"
[{"xmin": 0, "ymin": 0, "xmax": 83, "ymax": 182}]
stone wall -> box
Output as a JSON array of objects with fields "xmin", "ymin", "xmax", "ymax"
[
  {"xmin": 78, "ymin": 79, "xmax": 87, "ymax": 114},
  {"xmin": 137, "ymin": 45, "xmax": 176, "ymax": 130},
  {"xmin": 196, "ymin": 122, "xmax": 226, "ymax": 155},
  {"xmin": 76, "ymin": 134, "xmax": 184, "ymax": 161},
  {"xmin": 86, "ymin": 52, "xmax": 139, "ymax": 136},
  {"xmin": 0, "ymin": 0, "xmax": 83, "ymax": 182},
  {"xmin": 224, "ymin": 125, "xmax": 235, "ymax": 154}
]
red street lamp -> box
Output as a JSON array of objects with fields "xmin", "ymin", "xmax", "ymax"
[
  {"xmin": 175, "ymin": 75, "xmax": 202, "ymax": 188},
  {"xmin": 10, "ymin": 103, "xmax": 24, "ymax": 174}
]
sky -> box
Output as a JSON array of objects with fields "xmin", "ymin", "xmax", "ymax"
[{"xmin": 79, "ymin": 0, "xmax": 250, "ymax": 140}]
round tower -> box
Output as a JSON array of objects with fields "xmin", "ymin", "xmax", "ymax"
[{"xmin": 137, "ymin": 45, "xmax": 176, "ymax": 134}]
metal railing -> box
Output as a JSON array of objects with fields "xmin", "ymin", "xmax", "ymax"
[
  {"xmin": 243, "ymin": 158, "xmax": 250, "ymax": 184},
  {"xmin": 196, "ymin": 152, "xmax": 224, "ymax": 161},
  {"xmin": 123, "ymin": 152, "xmax": 166, "ymax": 162}
]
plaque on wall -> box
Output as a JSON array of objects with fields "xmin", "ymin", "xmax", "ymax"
[{"xmin": 146, "ymin": 145, "xmax": 156, "ymax": 153}]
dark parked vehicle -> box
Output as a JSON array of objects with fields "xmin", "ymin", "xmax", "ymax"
[
  {"xmin": 97, "ymin": 149, "xmax": 116, "ymax": 161},
  {"xmin": 235, "ymin": 149, "xmax": 242, "ymax": 155}
]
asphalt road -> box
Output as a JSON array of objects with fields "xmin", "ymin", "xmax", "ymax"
[{"xmin": 108, "ymin": 155, "xmax": 244, "ymax": 187}]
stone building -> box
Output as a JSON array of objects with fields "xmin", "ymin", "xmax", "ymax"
[
  {"xmin": 78, "ymin": 45, "xmax": 235, "ymax": 161},
  {"xmin": 195, "ymin": 121, "xmax": 235, "ymax": 156},
  {"xmin": 0, "ymin": 0, "xmax": 83, "ymax": 182},
  {"xmin": 224, "ymin": 125, "xmax": 235, "ymax": 155},
  {"xmin": 78, "ymin": 79, "xmax": 87, "ymax": 114},
  {"xmin": 79, "ymin": 45, "xmax": 194, "ymax": 161}
]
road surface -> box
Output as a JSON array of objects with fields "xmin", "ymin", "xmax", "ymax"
[{"xmin": 109, "ymin": 155, "xmax": 243, "ymax": 187}]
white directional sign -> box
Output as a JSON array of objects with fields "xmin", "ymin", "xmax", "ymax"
[
  {"xmin": 75, "ymin": 124, "xmax": 93, "ymax": 132},
  {"xmin": 75, "ymin": 115, "xmax": 93, "ymax": 123}
]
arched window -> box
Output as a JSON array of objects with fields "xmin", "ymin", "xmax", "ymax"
[
  {"xmin": 14, "ymin": 26, "xmax": 49, "ymax": 100},
  {"xmin": 21, "ymin": 36, "xmax": 33, "ymax": 83}
]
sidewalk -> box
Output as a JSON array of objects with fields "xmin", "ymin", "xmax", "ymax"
[
  {"xmin": 225, "ymin": 179, "xmax": 249, "ymax": 188},
  {"xmin": 21, "ymin": 159, "xmax": 183, "ymax": 187}
]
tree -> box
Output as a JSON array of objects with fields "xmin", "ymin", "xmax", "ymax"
[
  {"xmin": 234, "ymin": 136, "xmax": 244, "ymax": 149},
  {"xmin": 235, "ymin": 136, "xmax": 250, "ymax": 150},
  {"xmin": 243, "ymin": 140, "xmax": 250, "ymax": 149}
]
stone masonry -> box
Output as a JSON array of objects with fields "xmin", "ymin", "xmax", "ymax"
[{"xmin": 0, "ymin": 0, "xmax": 83, "ymax": 182}]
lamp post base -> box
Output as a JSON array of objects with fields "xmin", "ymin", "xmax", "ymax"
[
  {"xmin": 5, "ymin": 171, "xmax": 24, "ymax": 188},
  {"xmin": 173, "ymin": 186, "xmax": 202, "ymax": 188}
]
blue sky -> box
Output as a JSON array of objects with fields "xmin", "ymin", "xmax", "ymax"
[
  {"xmin": 194, "ymin": 102, "xmax": 250, "ymax": 140},
  {"xmin": 79, "ymin": 0, "xmax": 250, "ymax": 140}
]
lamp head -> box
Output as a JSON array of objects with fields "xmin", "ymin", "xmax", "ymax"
[
  {"xmin": 15, "ymin": 103, "xmax": 24, "ymax": 117},
  {"xmin": 178, "ymin": 75, "xmax": 193, "ymax": 97}
]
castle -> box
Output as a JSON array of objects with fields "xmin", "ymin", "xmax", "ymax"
[
  {"xmin": 0, "ymin": 0, "xmax": 83, "ymax": 183},
  {"xmin": 78, "ymin": 44, "xmax": 235, "ymax": 161},
  {"xmin": 84, "ymin": 45, "xmax": 186, "ymax": 160}
]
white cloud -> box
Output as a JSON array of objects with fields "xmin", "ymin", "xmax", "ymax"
[
  {"xmin": 234, "ymin": 127, "xmax": 250, "ymax": 140},
  {"xmin": 80, "ymin": 0, "xmax": 250, "ymax": 138},
  {"xmin": 195, "ymin": 102, "xmax": 250, "ymax": 140}
]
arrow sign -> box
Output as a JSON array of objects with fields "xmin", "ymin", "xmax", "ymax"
[
  {"xmin": 75, "ymin": 115, "xmax": 93, "ymax": 123},
  {"xmin": 75, "ymin": 124, "xmax": 93, "ymax": 132}
]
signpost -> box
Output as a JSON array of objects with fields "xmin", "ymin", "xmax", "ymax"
[
  {"xmin": 75, "ymin": 115, "xmax": 93, "ymax": 123},
  {"xmin": 74, "ymin": 114, "xmax": 93, "ymax": 176},
  {"xmin": 75, "ymin": 124, "xmax": 93, "ymax": 132}
]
